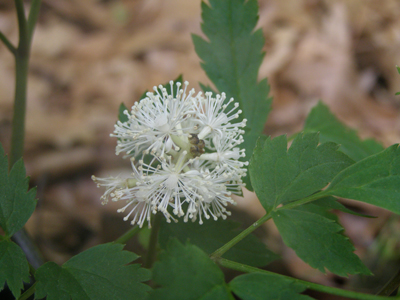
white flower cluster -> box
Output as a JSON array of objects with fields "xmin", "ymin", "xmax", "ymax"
[{"xmin": 92, "ymin": 81, "xmax": 248, "ymax": 227}]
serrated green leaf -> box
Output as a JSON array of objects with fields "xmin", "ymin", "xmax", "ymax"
[
  {"xmin": 0, "ymin": 144, "xmax": 37, "ymax": 237},
  {"xmin": 34, "ymin": 243, "xmax": 151, "ymax": 300},
  {"xmin": 148, "ymin": 239, "xmax": 231, "ymax": 300},
  {"xmin": 159, "ymin": 218, "xmax": 278, "ymax": 267},
  {"xmin": 272, "ymin": 209, "xmax": 371, "ymax": 277},
  {"xmin": 230, "ymin": 273, "xmax": 314, "ymax": 300},
  {"xmin": 249, "ymin": 133, "xmax": 354, "ymax": 212},
  {"xmin": 324, "ymin": 144, "xmax": 400, "ymax": 214},
  {"xmin": 304, "ymin": 101, "xmax": 384, "ymax": 161},
  {"xmin": 193, "ymin": 0, "xmax": 272, "ymax": 190},
  {"xmin": 0, "ymin": 240, "xmax": 30, "ymax": 298}
]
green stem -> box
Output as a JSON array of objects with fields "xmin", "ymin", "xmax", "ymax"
[
  {"xmin": 9, "ymin": 52, "xmax": 29, "ymax": 167},
  {"xmin": 9, "ymin": 0, "xmax": 29, "ymax": 167},
  {"xmin": 377, "ymin": 268, "xmax": 400, "ymax": 296},
  {"xmin": 210, "ymin": 191, "xmax": 330, "ymax": 260},
  {"xmin": 28, "ymin": 262, "xmax": 36, "ymax": 276},
  {"xmin": 9, "ymin": 0, "xmax": 41, "ymax": 167},
  {"xmin": 114, "ymin": 225, "xmax": 141, "ymax": 244},
  {"xmin": 18, "ymin": 282, "xmax": 37, "ymax": 300},
  {"xmin": 27, "ymin": 0, "xmax": 42, "ymax": 42},
  {"xmin": 144, "ymin": 213, "xmax": 162, "ymax": 268},
  {"xmin": 9, "ymin": 0, "xmax": 45, "ymax": 275},
  {"xmin": 210, "ymin": 213, "xmax": 272, "ymax": 260},
  {"xmin": 14, "ymin": 0, "xmax": 28, "ymax": 42},
  {"xmin": 217, "ymin": 258, "xmax": 392, "ymax": 300},
  {"xmin": 0, "ymin": 31, "xmax": 16, "ymax": 54},
  {"xmin": 170, "ymin": 134, "xmax": 191, "ymax": 153}
]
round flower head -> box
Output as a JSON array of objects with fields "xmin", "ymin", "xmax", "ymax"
[
  {"xmin": 197, "ymin": 130, "xmax": 248, "ymax": 176},
  {"xmin": 112, "ymin": 81, "xmax": 197, "ymax": 157},
  {"xmin": 192, "ymin": 91, "xmax": 247, "ymax": 140},
  {"xmin": 93, "ymin": 80, "xmax": 248, "ymax": 226}
]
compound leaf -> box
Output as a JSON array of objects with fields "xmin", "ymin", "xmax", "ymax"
[
  {"xmin": 193, "ymin": 0, "xmax": 272, "ymax": 190},
  {"xmin": 148, "ymin": 239, "xmax": 232, "ymax": 300},
  {"xmin": 0, "ymin": 144, "xmax": 37, "ymax": 237},
  {"xmin": 324, "ymin": 144, "xmax": 400, "ymax": 214},
  {"xmin": 34, "ymin": 243, "xmax": 151, "ymax": 300},
  {"xmin": 249, "ymin": 133, "xmax": 354, "ymax": 212},
  {"xmin": 159, "ymin": 218, "xmax": 278, "ymax": 267},
  {"xmin": 304, "ymin": 102, "xmax": 383, "ymax": 161},
  {"xmin": 0, "ymin": 240, "xmax": 30, "ymax": 298},
  {"xmin": 272, "ymin": 209, "xmax": 371, "ymax": 277}
]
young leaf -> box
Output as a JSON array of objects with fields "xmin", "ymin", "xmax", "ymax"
[
  {"xmin": 148, "ymin": 239, "xmax": 232, "ymax": 300},
  {"xmin": 0, "ymin": 240, "xmax": 30, "ymax": 298},
  {"xmin": 304, "ymin": 102, "xmax": 383, "ymax": 161},
  {"xmin": 324, "ymin": 144, "xmax": 400, "ymax": 214},
  {"xmin": 193, "ymin": 0, "xmax": 272, "ymax": 189},
  {"xmin": 158, "ymin": 218, "xmax": 279, "ymax": 267},
  {"xmin": 249, "ymin": 133, "xmax": 354, "ymax": 212},
  {"xmin": 34, "ymin": 243, "xmax": 151, "ymax": 300},
  {"xmin": 230, "ymin": 273, "xmax": 314, "ymax": 300},
  {"xmin": 0, "ymin": 143, "xmax": 37, "ymax": 237},
  {"xmin": 272, "ymin": 209, "xmax": 371, "ymax": 277}
]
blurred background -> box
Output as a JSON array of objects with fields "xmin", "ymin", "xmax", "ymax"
[{"xmin": 1, "ymin": 0, "xmax": 400, "ymax": 298}]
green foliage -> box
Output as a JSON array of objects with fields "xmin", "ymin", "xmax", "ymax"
[
  {"xmin": 295, "ymin": 202, "xmax": 340, "ymax": 222},
  {"xmin": 324, "ymin": 144, "xmax": 400, "ymax": 214},
  {"xmin": 304, "ymin": 102, "xmax": 384, "ymax": 161},
  {"xmin": 34, "ymin": 243, "xmax": 151, "ymax": 300},
  {"xmin": 193, "ymin": 0, "xmax": 272, "ymax": 190},
  {"xmin": 118, "ymin": 103, "xmax": 129, "ymax": 123},
  {"xmin": 0, "ymin": 240, "xmax": 30, "ymax": 298},
  {"xmin": 313, "ymin": 196, "xmax": 375, "ymax": 218},
  {"xmin": 159, "ymin": 218, "xmax": 279, "ymax": 267},
  {"xmin": 148, "ymin": 239, "xmax": 232, "ymax": 300},
  {"xmin": 249, "ymin": 133, "xmax": 354, "ymax": 212},
  {"xmin": 0, "ymin": 143, "xmax": 36, "ymax": 238},
  {"xmin": 272, "ymin": 209, "xmax": 371, "ymax": 277},
  {"xmin": 230, "ymin": 273, "xmax": 314, "ymax": 300}
]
